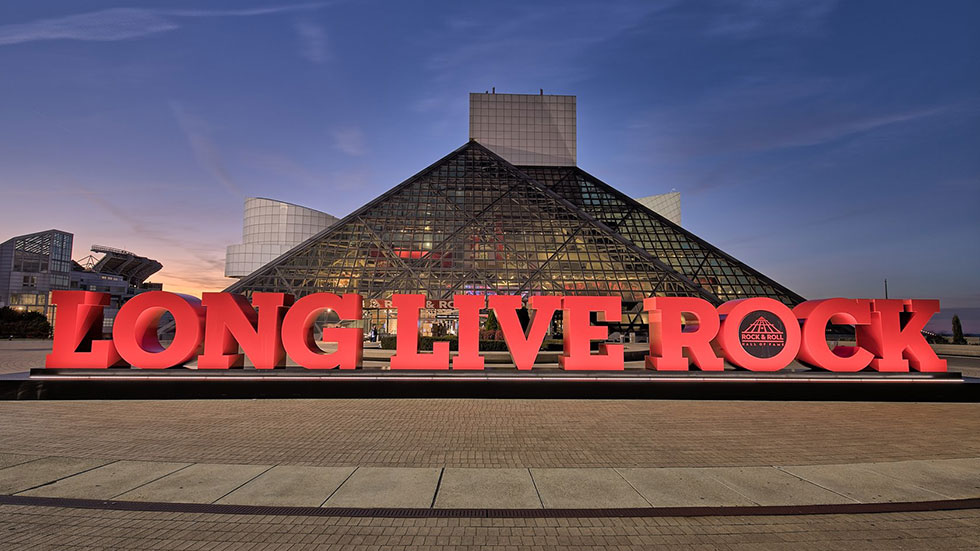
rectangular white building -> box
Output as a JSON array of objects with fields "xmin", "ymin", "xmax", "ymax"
[{"xmin": 469, "ymin": 92, "xmax": 576, "ymax": 166}]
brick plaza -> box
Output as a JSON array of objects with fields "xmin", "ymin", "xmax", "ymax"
[{"xmin": 1, "ymin": 340, "xmax": 979, "ymax": 549}]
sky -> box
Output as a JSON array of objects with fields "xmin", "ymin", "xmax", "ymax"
[{"xmin": 0, "ymin": 0, "xmax": 977, "ymax": 332}]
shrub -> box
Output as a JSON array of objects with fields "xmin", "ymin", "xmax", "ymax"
[
  {"xmin": 483, "ymin": 310, "xmax": 499, "ymax": 332},
  {"xmin": 952, "ymin": 315, "xmax": 967, "ymax": 345},
  {"xmin": 0, "ymin": 307, "xmax": 52, "ymax": 339}
]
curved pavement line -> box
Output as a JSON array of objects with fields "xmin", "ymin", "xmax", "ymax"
[{"xmin": 2, "ymin": 494, "xmax": 979, "ymax": 518}]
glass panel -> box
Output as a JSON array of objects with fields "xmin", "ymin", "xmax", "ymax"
[{"xmin": 227, "ymin": 143, "xmax": 801, "ymax": 335}]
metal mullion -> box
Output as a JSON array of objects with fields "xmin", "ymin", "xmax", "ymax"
[{"xmin": 514, "ymin": 221, "xmax": 590, "ymax": 295}]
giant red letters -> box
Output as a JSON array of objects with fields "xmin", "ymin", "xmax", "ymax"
[
  {"xmin": 560, "ymin": 296, "xmax": 624, "ymax": 370},
  {"xmin": 856, "ymin": 299, "xmax": 947, "ymax": 372},
  {"xmin": 794, "ymin": 298, "xmax": 874, "ymax": 372},
  {"xmin": 389, "ymin": 294, "xmax": 449, "ymax": 370},
  {"xmin": 644, "ymin": 297, "xmax": 723, "ymax": 371},
  {"xmin": 716, "ymin": 298, "xmax": 802, "ymax": 371},
  {"xmin": 452, "ymin": 294, "xmax": 486, "ymax": 370},
  {"xmin": 112, "ymin": 292, "xmax": 206, "ymax": 369},
  {"xmin": 198, "ymin": 293, "xmax": 293, "ymax": 369},
  {"xmin": 45, "ymin": 290, "xmax": 122, "ymax": 368},
  {"xmin": 45, "ymin": 291, "xmax": 948, "ymax": 373},
  {"xmin": 280, "ymin": 293, "xmax": 362, "ymax": 369},
  {"xmin": 489, "ymin": 295, "xmax": 561, "ymax": 370}
]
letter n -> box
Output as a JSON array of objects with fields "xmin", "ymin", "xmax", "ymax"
[{"xmin": 198, "ymin": 293, "xmax": 293, "ymax": 369}]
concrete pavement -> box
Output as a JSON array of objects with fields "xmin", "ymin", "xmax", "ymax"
[{"xmin": 2, "ymin": 453, "xmax": 978, "ymax": 509}]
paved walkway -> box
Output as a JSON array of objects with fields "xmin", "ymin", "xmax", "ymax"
[
  {"xmin": 2, "ymin": 399, "xmax": 979, "ymax": 467},
  {"xmin": 3, "ymin": 504, "xmax": 978, "ymax": 550},
  {"xmin": 4, "ymin": 340, "xmax": 980, "ymax": 548},
  {"xmin": 1, "ymin": 453, "xmax": 979, "ymax": 509}
]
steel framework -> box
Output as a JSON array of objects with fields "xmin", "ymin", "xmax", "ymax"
[{"xmin": 226, "ymin": 141, "xmax": 803, "ymax": 331}]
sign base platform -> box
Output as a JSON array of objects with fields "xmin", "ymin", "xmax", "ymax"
[{"xmin": 0, "ymin": 368, "xmax": 975, "ymax": 401}]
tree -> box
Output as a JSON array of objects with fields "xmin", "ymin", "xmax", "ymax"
[
  {"xmin": 952, "ymin": 314, "xmax": 967, "ymax": 345},
  {"xmin": 0, "ymin": 307, "xmax": 52, "ymax": 338},
  {"xmin": 481, "ymin": 309, "xmax": 500, "ymax": 341},
  {"xmin": 483, "ymin": 310, "xmax": 499, "ymax": 332}
]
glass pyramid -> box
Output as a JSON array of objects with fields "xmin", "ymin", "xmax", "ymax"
[
  {"xmin": 519, "ymin": 166, "xmax": 804, "ymax": 306},
  {"xmin": 227, "ymin": 141, "xmax": 802, "ymax": 330}
]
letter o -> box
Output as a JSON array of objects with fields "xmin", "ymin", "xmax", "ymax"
[
  {"xmin": 717, "ymin": 298, "xmax": 801, "ymax": 372},
  {"xmin": 113, "ymin": 292, "xmax": 206, "ymax": 369}
]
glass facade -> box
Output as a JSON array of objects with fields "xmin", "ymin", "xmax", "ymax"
[
  {"xmin": 519, "ymin": 166, "xmax": 803, "ymax": 306},
  {"xmin": 469, "ymin": 93, "xmax": 576, "ymax": 166},
  {"xmin": 635, "ymin": 191, "xmax": 681, "ymax": 226},
  {"xmin": 0, "ymin": 229, "xmax": 74, "ymax": 322},
  {"xmin": 227, "ymin": 142, "xmax": 803, "ymax": 332},
  {"xmin": 226, "ymin": 198, "xmax": 340, "ymax": 278}
]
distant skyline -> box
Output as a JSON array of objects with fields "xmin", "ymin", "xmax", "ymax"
[{"xmin": 0, "ymin": 1, "xmax": 977, "ymax": 332}]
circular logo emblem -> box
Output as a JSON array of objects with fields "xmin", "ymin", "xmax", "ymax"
[{"xmin": 738, "ymin": 310, "xmax": 786, "ymax": 359}]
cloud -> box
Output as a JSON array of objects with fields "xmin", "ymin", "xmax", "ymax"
[
  {"xmin": 294, "ymin": 19, "xmax": 328, "ymax": 63},
  {"xmin": 154, "ymin": 256, "xmax": 231, "ymax": 293},
  {"xmin": 715, "ymin": 206, "xmax": 869, "ymax": 248},
  {"xmin": 703, "ymin": 0, "xmax": 838, "ymax": 38},
  {"xmin": 74, "ymin": 186, "xmax": 235, "ymax": 295},
  {"xmin": 0, "ymin": 8, "xmax": 177, "ymax": 45},
  {"xmin": 427, "ymin": 2, "xmax": 672, "ymax": 77},
  {"xmin": 332, "ymin": 127, "xmax": 366, "ymax": 156},
  {"xmin": 165, "ymin": 4, "xmax": 328, "ymax": 18},
  {"xmin": 78, "ymin": 187, "xmax": 159, "ymax": 242},
  {"xmin": 415, "ymin": 2, "xmax": 677, "ymax": 135},
  {"xmin": 243, "ymin": 151, "xmax": 370, "ymax": 205},
  {"xmin": 412, "ymin": 96, "xmax": 446, "ymax": 114},
  {"xmin": 169, "ymin": 101, "xmax": 241, "ymax": 197},
  {"xmin": 638, "ymin": 77, "xmax": 951, "ymax": 161},
  {"xmin": 0, "ymin": 4, "xmax": 327, "ymax": 47},
  {"xmin": 246, "ymin": 151, "xmax": 326, "ymax": 189}
]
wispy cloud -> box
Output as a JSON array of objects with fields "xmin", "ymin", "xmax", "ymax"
[
  {"xmin": 415, "ymin": 1, "xmax": 677, "ymax": 136},
  {"xmin": 427, "ymin": 2, "xmax": 674, "ymax": 80},
  {"xmin": 154, "ymin": 256, "xmax": 231, "ymax": 293},
  {"xmin": 169, "ymin": 101, "xmax": 241, "ymax": 197},
  {"xmin": 704, "ymin": 0, "xmax": 839, "ymax": 38},
  {"xmin": 247, "ymin": 151, "xmax": 326, "ymax": 189},
  {"xmin": 0, "ymin": 4, "xmax": 327, "ymax": 47},
  {"xmin": 716, "ymin": 205, "xmax": 869, "ymax": 248},
  {"xmin": 244, "ymin": 151, "xmax": 370, "ymax": 202},
  {"xmin": 74, "ymin": 185, "xmax": 236, "ymax": 294},
  {"xmin": 294, "ymin": 19, "xmax": 328, "ymax": 63},
  {"xmin": 78, "ymin": 186, "xmax": 160, "ymax": 242},
  {"xmin": 637, "ymin": 76, "xmax": 951, "ymax": 161},
  {"xmin": 332, "ymin": 127, "xmax": 366, "ymax": 156}
]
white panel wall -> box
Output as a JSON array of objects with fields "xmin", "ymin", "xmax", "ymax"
[
  {"xmin": 635, "ymin": 192, "xmax": 682, "ymax": 226},
  {"xmin": 225, "ymin": 198, "xmax": 339, "ymax": 278},
  {"xmin": 469, "ymin": 93, "xmax": 576, "ymax": 166}
]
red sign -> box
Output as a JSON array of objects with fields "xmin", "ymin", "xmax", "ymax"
[{"xmin": 45, "ymin": 291, "xmax": 947, "ymax": 373}]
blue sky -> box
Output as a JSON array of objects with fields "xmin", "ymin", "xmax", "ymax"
[{"xmin": 0, "ymin": 0, "xmax": 977, "ymax": 331}]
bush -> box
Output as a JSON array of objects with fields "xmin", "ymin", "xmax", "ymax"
[
  {"xmin": 952, "ymin": 315, "xmax": 967, "ymax": 345},
  {"xmin": 483, "ymin": 310, "xmax": 499, "ymax": 332},
  {"xmin": 0, "ymin": 307, "xmax": 52, "ymax": 338}
]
